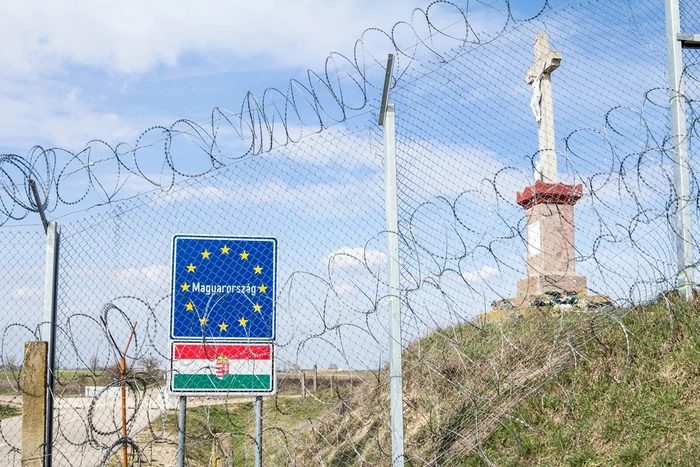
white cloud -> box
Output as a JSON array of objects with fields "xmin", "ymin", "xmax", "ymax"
[
  {"xmin": 0, "ymin": 0, "xmax": 465, "ymax": 161},
  {"xmin": 156, "ymin": 185, "xmax": 228, "ymax": 204},
  {"xmin": 322, "ymin": 247, "xmax": 387, "ymax": 270},
  {"xmin": 461, "ymin": 265, "xmax": 500, "ymax": 283},
  {"xmin": 0, "ymin": 80, "xmax": 158, "ymax": 150},
  {"xmin": 146, "ymin": 171, "xmax": 385, "ymax": 220},
  {"xmin": 270, "ymin": 126, "xmax": 381, "ymax": 169},
  {"xmin": 0, "ymin": 0, "xmax": 457, "ymax": 77},
  {"xmin": 116, "ymin": 265, "xmax": 169, "ymax": 288},
  {"xmin": 0, "ymin": 0, "xmax": 467, "ymax": 173},
  {"xmin": 12, "ymin": 288, "xmax": 43, "ymax": 298}
]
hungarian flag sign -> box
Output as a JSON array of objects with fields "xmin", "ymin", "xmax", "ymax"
[{"xmin": 170, "ymin": 342, "xmax": 274, "ymax": 395}]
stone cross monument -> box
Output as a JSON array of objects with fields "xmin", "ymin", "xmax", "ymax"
[
  {"xmin": 513, "ymin": 32, "xmax": 587, "ymax": 305},
  {"xmin": 481, "ymin": 32, "xmax": 590, "ymax": 317}
]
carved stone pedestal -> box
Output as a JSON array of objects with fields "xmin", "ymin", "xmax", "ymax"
[
  {"xmin": 481, "ymin": 181, "xmax": 609, "ymax": 322},
  {"xmin": 511, "ymin": 181, "xmax": 584, "ymax": 306}
]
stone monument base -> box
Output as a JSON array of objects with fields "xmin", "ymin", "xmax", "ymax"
[
  {"xmin": 476, "ymin": 272, "xmax": 610, "ymax": 324},
  {"xmin": 477, "ymin": 293, "xmax": 612, "ymax": 324},
  {"xmin": 516, "ymin": 272, "xmax": 587, "ymax": 306}
]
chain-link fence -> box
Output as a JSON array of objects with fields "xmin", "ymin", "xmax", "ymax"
[
  {"xmin": 1, "ymin": 0, "xmax": 699, "ymax": 465},
  {"xmin": 0, "ymin": 230, "xmax": 45, "ymax": 465}
]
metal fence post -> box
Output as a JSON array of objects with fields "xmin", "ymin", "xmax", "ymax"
[
  {"xmin": 255, "ymin": 396, "xmax": 263, "ymax": 467},
  {"xmin": 383, "ymin": 103, "xmax": 405, "ymax": 466},
  {"xmin": 177, "ymin": 396, "xmax": 187, "ymax": 467},
  {"xmin": 42, "ymin": 222, "xmax": 60, "ymax": 466},
  {"xmin": 666, "ymin": 0, "xmax": 695, "ymax": 300}
]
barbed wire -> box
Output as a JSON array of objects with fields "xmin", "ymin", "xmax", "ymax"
[{"xmin": 0, "ymin": 0, "xmax": 566, "ymax": 228}]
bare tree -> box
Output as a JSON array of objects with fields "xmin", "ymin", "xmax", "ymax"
[
  {"xmin": 139, "ymin": 355, "xmax": 164, "ymax": 387},
  {"xmin": 3, "ymin": 355, "xmax": 18, "ymax": 371},
  {"xmin": 89, "ymin": 355, "xmax": 100, "ymax": 373},
  {"xmin": 141, "ymin": 355, "xmax": 160, "ymax": 373}
]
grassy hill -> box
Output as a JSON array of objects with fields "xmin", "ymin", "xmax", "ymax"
[
  {"xmin": 155, "ymin": 295, "xmax": 699, "ymax": 465},
  {"xmin": 296, "ymin": 295, "xmax": 699, "ymax": 465},
  {"xmin": 458, "ymin": 296, "xmax": 700, "ymax": 466}
]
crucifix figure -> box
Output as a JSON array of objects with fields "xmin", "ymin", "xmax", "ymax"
[{"xmin": 526, "ymin": 33, "xmax": 561, "ymax": 184}]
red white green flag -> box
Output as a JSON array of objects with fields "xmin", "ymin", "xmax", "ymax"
[{"xmin": 170, "ymin": 342, "xmax": 274, "ymax": 394}]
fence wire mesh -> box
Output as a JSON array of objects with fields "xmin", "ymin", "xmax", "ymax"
[
  {"xmin": 0, "ymin": 0, "xmax": 699, "ymax": 465},
  {"xmin": 0, "ymin": 230, "xmax": 45, "ymax": 465},
  {"xmin": 680, "ymin": 0, "xmax": 700, "ymax": 33}
]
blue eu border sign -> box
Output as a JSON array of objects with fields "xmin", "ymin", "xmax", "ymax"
[{"xmin": 170, "ymin": 235, "xmax": 277, "ymax": 341}]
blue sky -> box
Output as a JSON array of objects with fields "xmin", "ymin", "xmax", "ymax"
[
  {"xmin": 0, "ymin": 0, "xmax": 566, "ymax": 156},
  {"xmin": 0, "ymin": 0, "xmax": 458, "ymax": 152}
]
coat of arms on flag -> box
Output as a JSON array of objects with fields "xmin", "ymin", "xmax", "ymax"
[{"xmin": 215, "ymin": 355, "xmax": 229, "ymax": 379}]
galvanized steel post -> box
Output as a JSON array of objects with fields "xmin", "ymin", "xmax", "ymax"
[
  {"xmin": 666, "ymin": 0, "xmax": 695, "ymax": 299},
  {"xmin": 177, "ymin": 396, "xmax": 187, "ymax": 467},
  {"xmin": 255, "ymin": 396, "xmax": 263, "ymax": 467},
  {"xmin": 383, "ymin": 103, "xmax": 405, "ymax": 466},
  {"xmin": 42, "ymin": 222, "xmax": 59, "ymax": 466}
]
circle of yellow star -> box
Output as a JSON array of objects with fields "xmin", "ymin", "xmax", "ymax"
[
  {"xmin": 201, "ymin": 250, "xmax": 211, "ymax": 259},
  {"xmin": 253, "ymin": 303, "xmax": 262, "ymax": 313},
  {"xmin": 199, "ymin": 317, "xmax": 208, "ymax": 326},
  {"xmin": 221, "ymin": 245, "xmax": 230, "ymax": 255},
  {"xmin": 258, "ymin": 284, "xmax": 267, "ymax": 293},
  {"xmin": 219, "ymin": 322, "xmax": 228, "ymax": 331},
  {"xmin": 186, "ymin": 263, "xmax": 196, "ymax": 273},
  {"xmin": 240, "ymin": 251, "xmax": 249, "ymax": 260},
  {"xmin": 253, "ymin": 265, "xmax": 262, "ymax": 274},
  {"xmin": 185, "ymin": 301, "xmax": 194, "ymax": 311},
  {"xmin": 238, "ymin": 317, "xmax": 248, "ymax": 327},
  {"xmin": 181, "ymin": 282, "xmax": 190, "ymax": 292}
]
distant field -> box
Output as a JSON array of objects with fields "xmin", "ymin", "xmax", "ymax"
[
  {"xmin": 0, "ymin": 368, "xmax": 164, "ymax": 396},
  {"xmin": 0, "ymin": 369, "xmax": 368, "ymax": 397}
]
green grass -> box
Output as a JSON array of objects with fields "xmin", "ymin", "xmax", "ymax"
[
  {"xmin": 149, "ymin": 391, "xmax": 343, "ymax": 466},
  {"xmin": 0, "ymin": 404, "xmax": 20, "ymax": 419},
  {"xmin": 180, "ymin": 402, "xmax": 253, "ymax": 464},
  {"xmin": 0, "ymin": 368, "xmax": 109, "ymax": 395},
  {"xmin": 0, "ymin": 369, "xmax": 101, "ymax": 379},
  {"xmin": 458, "ymin": 297, "xmax": 700, "ymax": 466},
  {"xmin": 276, "ymin": 296, "xmax": 700, "ymax": 465},
  {"xmin": 127, "ymin": 297, "xmax": 699, "ymax": 465}
]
